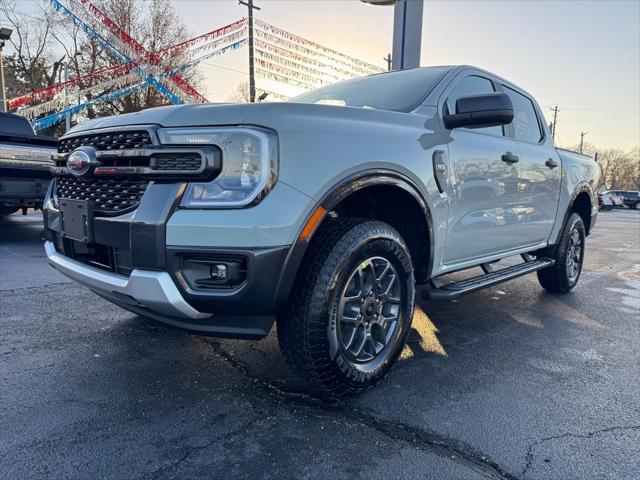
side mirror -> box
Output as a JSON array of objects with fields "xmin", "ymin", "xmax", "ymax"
[{"xmin": 444, "ymin": 92, "xmax": 514, "ymax": 130}]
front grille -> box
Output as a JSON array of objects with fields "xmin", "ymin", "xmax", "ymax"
[
  {"xmin": 152, "ymin": 153, "xmax": 202, "ymax": 171},
  {"xmin": 58, "ymin": 130, "xmax": 152, "ymax": 153},
  {"xmin": 54, "ymin": 151, "xmax": 203, "ymax": 171},
  {"xmin": 55, "ymin": 176, "xmax": 149, "ymax": 213}
]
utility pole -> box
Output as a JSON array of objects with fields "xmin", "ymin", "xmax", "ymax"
[
  {"xmin": 579, "ymin": 131, "xmax": 588, "ymax": 154},
  {"xmin": 239, "ymin": 0, "xmax": 260, "ymax": 103},
  {"xmin": 0, "ymin": 27, "xmax": 13, "ymax": 113},
  {"xmin": 550, "ymin": 105, "xmax": 559, "ymax": 141},
  {"xmin": 384, "ymin": 53, "xmax": 392, "ymax": 71}
]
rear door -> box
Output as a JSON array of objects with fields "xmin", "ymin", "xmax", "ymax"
[
  {"xmin": 501, "ymin": 85, "xmax": 561, "ymax": 246},
  {"xmin": 441, "ymin": 73, "xmax": 523, "ymax": 265}
]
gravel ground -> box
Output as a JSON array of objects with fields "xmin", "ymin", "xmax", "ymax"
[{"xmin": 1, "ymin": 209, "xmax": 638, "ymax": 480}]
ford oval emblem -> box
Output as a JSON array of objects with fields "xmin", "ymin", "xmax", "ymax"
[{"xmin": 66, "ymin": 146, "xmax": 99, "ymax": 178}]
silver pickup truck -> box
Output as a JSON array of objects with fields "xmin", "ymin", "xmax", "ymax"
[
  {"xmin": 0, "ymin": 112, "xmax": 56, "ymax": 215},
  {"xmin": 43, "ymin": 65, "xmax": 600, "ymax": 395}
]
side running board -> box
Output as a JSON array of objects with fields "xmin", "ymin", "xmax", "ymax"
[{"xmin": 422, "ymin": 257, "xmax": 555, "ymax": 301}]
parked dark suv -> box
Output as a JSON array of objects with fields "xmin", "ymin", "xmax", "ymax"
[{"xmin": 610, "ymin": 190, "xmax": 640, "ymax": 209}]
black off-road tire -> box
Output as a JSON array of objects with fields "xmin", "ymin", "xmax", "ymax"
[
  {"xmin": 537, "ymin": 212, "xmax": 585, "ymax": 293},
  {"xmin": 277, "ymin": 218, "xmax": 415, "ymax": 396}
]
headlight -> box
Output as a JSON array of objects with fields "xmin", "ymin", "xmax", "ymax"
[{"xmin": 157, "ymin": 127, "xmax": 278, "ymax": 208}]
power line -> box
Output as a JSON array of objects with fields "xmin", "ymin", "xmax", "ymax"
[
  {"xmin": 202, "ymin": 62, "xmax": 249, "ymax": 76},
  {"xmin": 545, "ymin": 102, "xmax": 640, "ymax": 109},
  {"xmin": 558, "ymin": 120, "xmax": 639, "ymax": 129},
  {"xmin": 544, "ymin": 103, "xmax": 640, "ymax": 113}
]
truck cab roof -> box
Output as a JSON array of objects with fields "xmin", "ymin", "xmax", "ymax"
[{"xmin": 0, "ymin": 112, "xmax": 57, "ymax": 146}]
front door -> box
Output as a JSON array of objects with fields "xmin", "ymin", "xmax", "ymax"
[{"xmin": 442, "ymin": 74, "xmax": 523, "ymax": 265}]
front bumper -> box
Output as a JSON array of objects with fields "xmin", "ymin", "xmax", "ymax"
[
  {"xmin": 45, "ymin": 240, "xmax": 282, "ymax": 339},
  {"xmin": 45, "ymin": 241, "xmax": 207, "ymax": 320},
  {"xmin": 0, "ymin": 176, "xmax": 51, "ymax": 208},
  {"xmin": 42, "ymin": 179, "xmax": 312, "ymax": 338}
]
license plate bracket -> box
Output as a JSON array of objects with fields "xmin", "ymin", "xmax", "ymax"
[{"xmin": 60, "ymin": 198, "xmax": 94, "ymax": 243}]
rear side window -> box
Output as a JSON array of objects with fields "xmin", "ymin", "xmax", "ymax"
[
  {"xmin": 446, "ymin": 76, "xmax": 503, "ymax": 137},
  {"xmin": 503, "ymin": 86, "xmax": 543, "ymax": 143}
]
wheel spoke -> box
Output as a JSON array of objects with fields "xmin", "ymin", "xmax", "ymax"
[
  {"xmin": 343, "ymin": 326, "xmax": 359, "ymax": 350},
  {"xmin": 376, "ymin": 262, "xmax": 390, "ymax": 282},
  {"xmin": 341, "ymin": 314, "xmax": 360, "ymax": 324},
  {"xmin": 352, "ymin": 333, "xmax": 367, "ymax": 357},
  {"xmin": 380, "ymin": 273, "xmax": 397, "ymax": 296},
  {"xmin": 386, "ymin": 295, "xmax": 401, "ymax": 305},
  {"xmin": 366, "ymin": 334, "xmax": 377, "ymax": 354},
  {"xmin": 343, "ymin": 292, "xmax": 361, "ymax": 301}
]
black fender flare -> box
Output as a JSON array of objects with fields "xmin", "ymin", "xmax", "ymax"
[
  {"xmin": 557, "ymin": 184, "xmax": 594, "ymax": 241},
  {"xmin": 542, "ymin": 184, "xmax": 595, "ymax": 258},
  {"xmin": 272, "ymin": 169, "xmax": 435, "ymax": 311}
]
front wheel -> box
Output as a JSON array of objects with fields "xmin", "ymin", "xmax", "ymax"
[
  {"xmin": 537, "ymin": 212, "xmax": 585, "ymax": 293},
  {"xmin": 277, "ymin": 218, "xmax": 415, "ymax": 396}
]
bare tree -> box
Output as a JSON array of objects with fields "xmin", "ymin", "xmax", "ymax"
[
  {"xmin": 596, "ymin": 148, "xmax": 640, "ymax": 190},
  {"xmin": 227, "ymin": 82, "xmax": 249, "ymax": 103},
  {"xmin": 0, "ymin": 0, "xmax": 64, "ymax": 94}
]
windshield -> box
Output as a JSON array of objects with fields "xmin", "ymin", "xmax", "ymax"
[{"xmin": 290, "ymin": 66, "xmax": 452, "ymax": 113}]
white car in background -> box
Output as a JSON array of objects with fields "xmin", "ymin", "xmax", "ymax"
[{"xmin": 598, "ymin": 191, "xmax": 624, "ymax": 210}]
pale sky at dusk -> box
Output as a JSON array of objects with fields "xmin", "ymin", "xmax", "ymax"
[
  {"xmin": 6, "ymin": 0, "xmax": 640, "ymax": 150},
  {"xmin": 177, "ymin": 0, "xmax": 640, "ymax": 151}
]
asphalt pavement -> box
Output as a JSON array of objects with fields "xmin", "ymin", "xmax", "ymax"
[{"xmin": 1, "ymin": 209, "xmax": 639, "ymax": 480}]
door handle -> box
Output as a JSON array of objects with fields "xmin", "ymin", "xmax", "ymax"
[
  {"xmin": 545, "ymin": 158, "xmax": 558, "ymax": 169},
  {"xmin": 501, "ymin": 152, "xmax": 519, "ymax": 164}
]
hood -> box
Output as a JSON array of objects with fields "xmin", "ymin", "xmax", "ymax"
[{"xmin": 67, "ymin": 103, "xmax": 264, "ymax": 135}]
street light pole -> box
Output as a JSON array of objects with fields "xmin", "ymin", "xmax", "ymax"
[
  {"xmin": 0, "ymin": 27, "xmax": 13, "ymax": 113},
  {"xmin": 360, "ymin": 0, "xmax": 423, "ymax": 71}
]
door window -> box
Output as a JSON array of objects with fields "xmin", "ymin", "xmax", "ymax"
[
  {"xmin": 503, "ymin": 86, "xmax": 543, "ymax": 143},
  {"xmin": 446, "ymin": 75, "xmax": 503, "ymax": 137}
]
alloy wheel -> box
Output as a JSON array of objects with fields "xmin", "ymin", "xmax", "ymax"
[
  {"xmin": 566, "ymin": 227, "xmax": 583, "ymax": 282},
  {"xmin": 336, "ymin": 256, "xmax": 402, "ymax": 363}
]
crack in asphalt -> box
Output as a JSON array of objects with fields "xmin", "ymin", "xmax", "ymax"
[
  {"xmin": 204, "ymin": 340, "xmax": 521, "ymax": 480},
  {"xmin": 145, "ymin": 414, "xmax": 258, "ymax": 480},
  {"xmin": 521, "ymin": 425, "xmax": 640, "ymax": 476}
]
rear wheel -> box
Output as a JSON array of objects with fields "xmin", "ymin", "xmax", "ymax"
[
  {"xmin": 277, "ymin": 218, "xmax": 415, "ymax": 396},
  {"xmin": 537, "ymin": 212, "xmax": 585, "ymax": 293}
]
